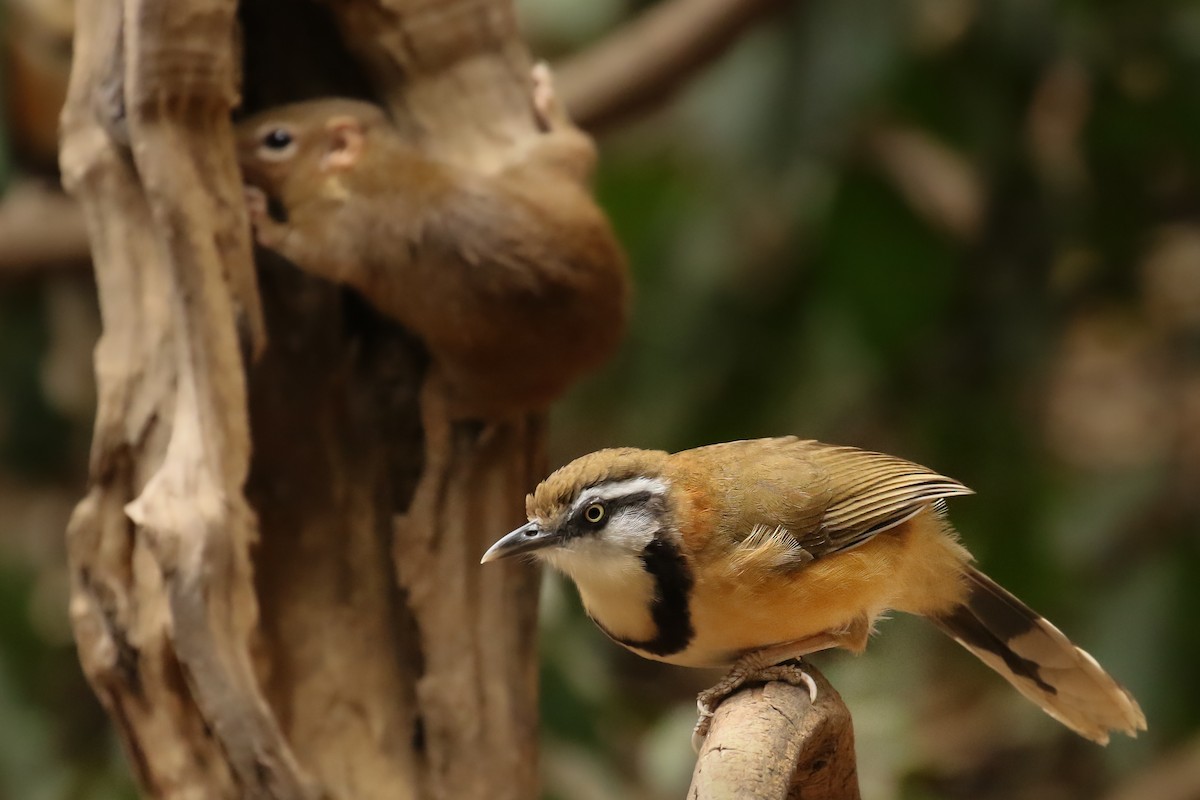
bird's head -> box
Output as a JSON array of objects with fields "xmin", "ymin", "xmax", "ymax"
[{"xmin": 481, "ymin": 448, "xmax": 676, "ymax": 579}]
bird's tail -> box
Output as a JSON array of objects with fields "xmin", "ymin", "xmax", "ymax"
[{"xmin": 931, "ymin": 565, "xmax": 1146, "ymax": 744}]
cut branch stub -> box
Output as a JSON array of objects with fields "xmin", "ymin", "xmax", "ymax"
[{"xmin": 689, "ymin": 668, "xmax": 862, "ymax": 800}]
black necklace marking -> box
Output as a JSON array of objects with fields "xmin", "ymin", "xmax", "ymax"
[{"xmin": 592, "ymin": 537, "xmax": 695, "ymax": 657}]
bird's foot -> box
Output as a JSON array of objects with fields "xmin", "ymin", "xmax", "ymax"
[{"xmin": 692, "ymin": 658, "xmax": 818, "ymax": 751}]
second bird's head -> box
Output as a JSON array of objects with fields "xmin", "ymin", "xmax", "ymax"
[{"xmin": 482, "ymin": 448, "xmax": 677, "ymax": 576}]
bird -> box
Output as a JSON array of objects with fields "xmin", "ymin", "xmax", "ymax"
[{"xmin": 481, "ymin": 437, "xmax": 1146, "ymax": 746}]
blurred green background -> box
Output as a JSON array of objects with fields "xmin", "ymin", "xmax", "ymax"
[{"xmin": 2, "ymin": 0, "xmax": 1198, "ymax": 797}]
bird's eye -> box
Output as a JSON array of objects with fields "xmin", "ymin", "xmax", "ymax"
[
  {"xmin": 262, "ymin": 129, "xmax": 293, "ymax": 149},
  {"xmin": 583, "ymin": 503, "xmax": 605, "ymax": 525}
]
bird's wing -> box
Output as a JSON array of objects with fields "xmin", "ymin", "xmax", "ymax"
[
  {"xmin": 695, "ymin": 438, "xmax": 972, "ymax": 574},
  {"xmin": 796, "ymin": 441, "xmax": 972, "ymax": 557}
]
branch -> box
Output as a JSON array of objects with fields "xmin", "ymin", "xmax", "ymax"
[
  {"xmin": 556, "ymin": 0, "xmax": 789, "ymax": 132},
  {"xmin": 0, "ymin": 182, "xmax": 90, "ymax": 272},
  {"xmin": 689, "ymin": 666, "xmax": 861, "ymax": 800}
]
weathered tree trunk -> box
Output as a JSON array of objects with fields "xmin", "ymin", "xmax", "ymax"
[{"xmin": 60, "ymin": 1, "xmax": 613, "ymax": 798}]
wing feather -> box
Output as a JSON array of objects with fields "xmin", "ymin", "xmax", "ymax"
[
  {"xmin": 801, "ymin": 443, "xmax": 972, "ymax": 556},
  {"xmin": 679, "ymin": 437, "xmax": 973, "ymax": 573},
  {"xmin": 727, "ymin": 524, "xmax": 814, "ymax": 575}
]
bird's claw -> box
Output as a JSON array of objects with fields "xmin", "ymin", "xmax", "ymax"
[
  {"xmin": 691, "ymin": 708, "xmax": 715, "ymax": 753},
  {"xmin": 690, "ymin": 659, "xmax": 819, "ymax": 752},
  {"xmin": 763, "ymin": 661, "xmax": 819, "ymax": 704}
]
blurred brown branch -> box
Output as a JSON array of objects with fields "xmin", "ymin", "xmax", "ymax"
[
  {"xmin": 557, "ymin": 0, "xmax": 789, "ymax": 132},
  {"xmin": 865, "ymin": 123, "xmax": 985, "ymax": 242},
  {"xmin": 0, "ymin": 181, "xmax": 90, "ymax": 272},
  {"xmin": 688, "ymin": 666, "xmax": 861, "ymax": 800}
]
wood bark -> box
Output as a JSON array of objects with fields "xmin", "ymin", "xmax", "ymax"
[
  {"xmin": 60, "ymin": 1, "xmax": 608, "ymax": 798},
  {"xmin": 689, "ymin": 667, "xmax": 861, "ymax": 800}
]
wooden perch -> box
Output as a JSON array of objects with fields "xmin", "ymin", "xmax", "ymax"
[{"xmin": 689, "ymin": 666, "xmax": 861, "ymax": 800}]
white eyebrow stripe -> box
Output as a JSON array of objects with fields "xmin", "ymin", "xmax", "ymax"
[{"xmin": 570, "ymin": 476, "xmax": 671, "ymax": 513}]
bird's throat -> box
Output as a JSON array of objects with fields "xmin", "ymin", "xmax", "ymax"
[
  {"xmin": 559, "ymin": 538, "xmax": 696, "ymax": 659},
  {"xmin": 560, "ymin": 553, "xmax": 660, "ymax": 645}
]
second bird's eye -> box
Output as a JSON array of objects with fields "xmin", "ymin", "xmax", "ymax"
[
  {"xmin": 583, "ymin": 503, "xmax": 605, "ymax": 524},
  {"xmin": 262, "ymin": 129, "xmax": 293, "ymax": 149}
]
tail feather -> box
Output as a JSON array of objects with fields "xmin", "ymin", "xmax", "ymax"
[{"xmin": 932, "ymin": 565, "xmax": 1146, "ymax": 744}]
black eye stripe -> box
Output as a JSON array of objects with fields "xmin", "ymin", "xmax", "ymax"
[{"xmin": 563, "ymin": 491, "xmax": 661, "ymax": 540}]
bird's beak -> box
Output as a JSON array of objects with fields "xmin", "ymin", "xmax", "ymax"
[{"xmin": 481, "ymin": 521, "xmax": 560, "ymax": 564}]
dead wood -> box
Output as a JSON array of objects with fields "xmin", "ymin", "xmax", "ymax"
[
  {"xmin": 689, "ymin": 667, "xmax": 861, "ymax": 800},
  {"xmin": 61, "ymin": 0, "xmax": 617, "ymax": 798}
]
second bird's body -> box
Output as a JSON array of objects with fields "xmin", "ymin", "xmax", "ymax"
[{"xmin": 484, "ymin": 437, "xmax": 1146, "ymax": 744}]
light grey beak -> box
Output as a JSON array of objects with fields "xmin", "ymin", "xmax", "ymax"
[{"xmin": 480, "ymin": 521, "xmax": 561, "ymax": 564}]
